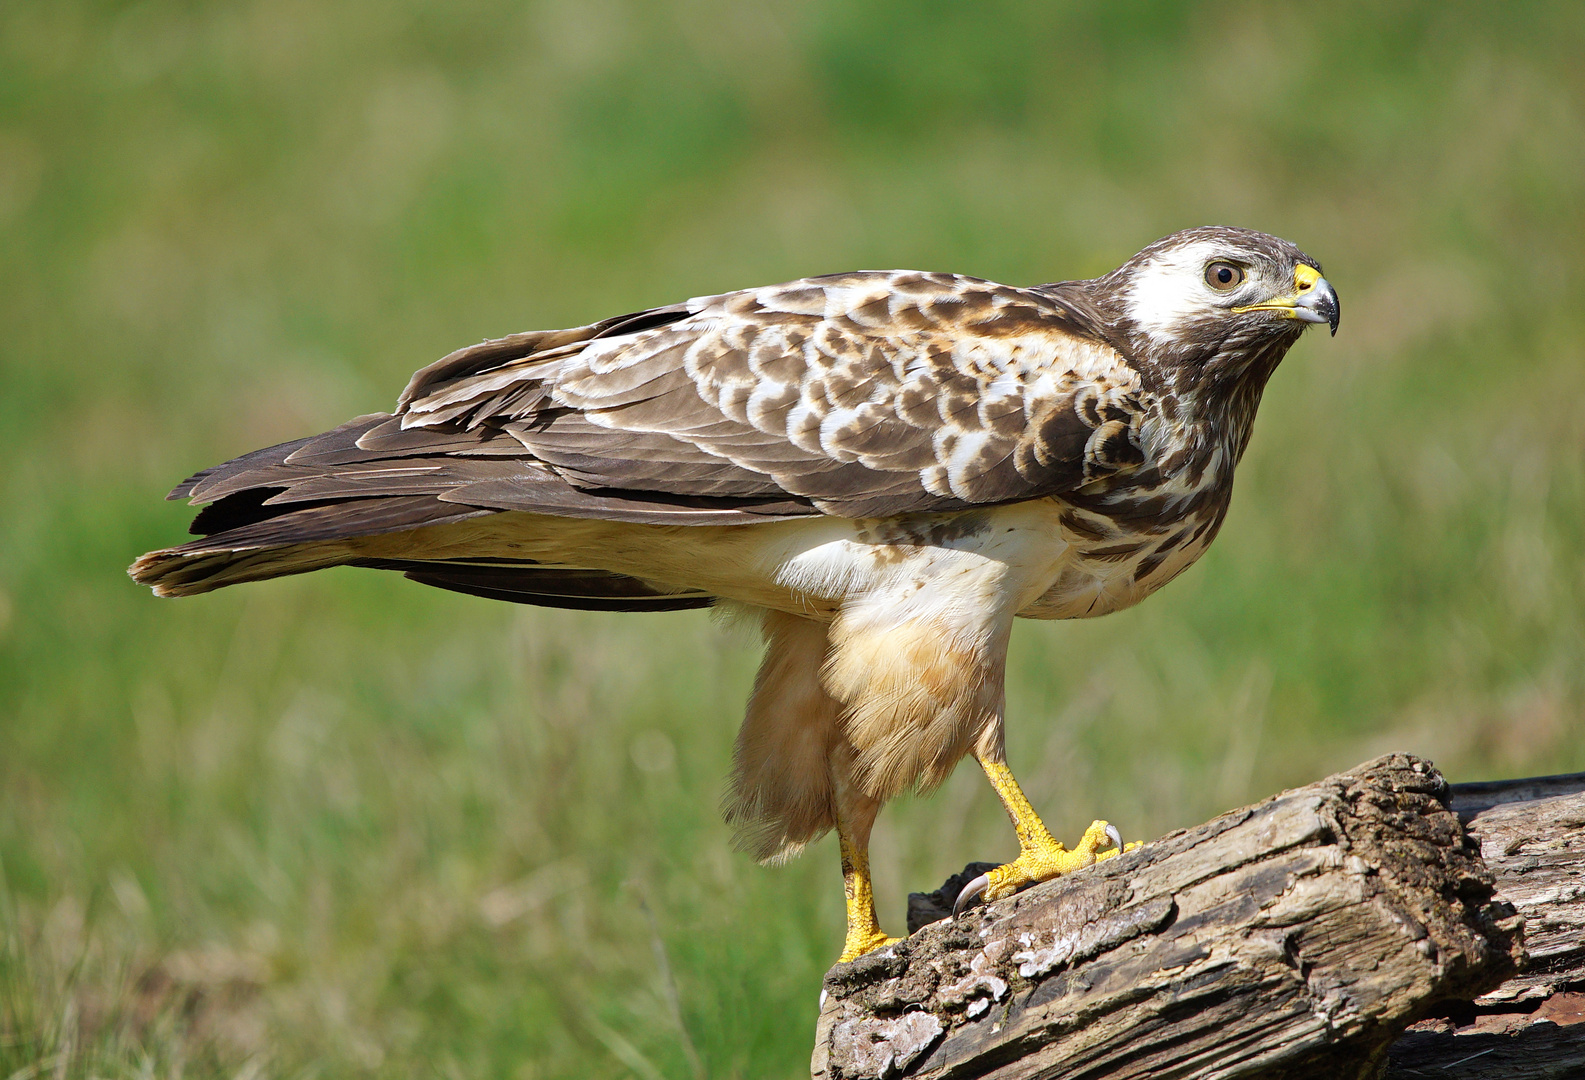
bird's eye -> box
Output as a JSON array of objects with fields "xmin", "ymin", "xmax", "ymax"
[{"xmin": 1204, "ymin": 262, "xmax": 1245, "ymax": 291}]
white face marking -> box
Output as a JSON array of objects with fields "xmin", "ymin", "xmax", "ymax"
[{"xmin": 1123, "ymin": 240, "xmax": 1277, "ymax": 349}]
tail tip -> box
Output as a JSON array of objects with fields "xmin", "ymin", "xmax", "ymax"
[{"xmin": 128, "ymin": 549, "xmax": 184, "ymax": 596}]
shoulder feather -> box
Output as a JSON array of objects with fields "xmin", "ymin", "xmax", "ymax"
[{"xmin": 399, "ymin": 271, "xmax": 1150, "ymax": 518}]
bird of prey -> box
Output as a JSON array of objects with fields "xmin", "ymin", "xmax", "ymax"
[{"xmin": 131, "ymin": 226, "xmax": 1338, "ymax": 962}]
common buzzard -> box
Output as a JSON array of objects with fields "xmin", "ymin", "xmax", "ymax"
[{"xmin": 132, "ymin": 227, "xmax": 1338, "ymax": 961}]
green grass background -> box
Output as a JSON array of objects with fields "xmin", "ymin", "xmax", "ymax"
[{"xmin": 3, "ymin": 2, "xmax": 1583, "ymax": 1076}]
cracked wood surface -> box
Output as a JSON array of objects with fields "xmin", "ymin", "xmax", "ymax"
[
  {"xmin": 811, "ymin": 755, "xmax": 1524, "ymax": 1080},
  {"xmin": 1385, "ymin": 773, "xmax": 1585, "ymax": 1079}
]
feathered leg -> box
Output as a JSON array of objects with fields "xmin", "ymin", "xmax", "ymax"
[
  {"xmin": 830, "ymin": 746, "xmax": 898, "ymax": 962},
  {"xmin": 724, "ymin": 609, "xmax": 840, "ymax": 863}
]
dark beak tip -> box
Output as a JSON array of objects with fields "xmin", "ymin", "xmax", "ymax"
[{"xmin": 1323, "ymin": 287, "xmax": 1340, "ymax": 336}]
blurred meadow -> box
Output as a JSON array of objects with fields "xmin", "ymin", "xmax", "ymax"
[{"xmin": 3, "ymin": 1, "xmax": 1584, "ymax": 1076}]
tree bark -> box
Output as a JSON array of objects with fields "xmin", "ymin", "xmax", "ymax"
[
  {"xmin": 811, "ymin": 755, "xmax": 1541, "ymax": 1080},
  {"xmin": 1382, "ymin": 772, "xmax": 1585, "ymax": 1079}
]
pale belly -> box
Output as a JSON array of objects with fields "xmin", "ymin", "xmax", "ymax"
[
  {"xmin": 696, "ymin": 500, "xmax": 1216, "ymax": 623},
  {"xmin": 351, "ymin": 497, "xmax": 1216, "ymax": 624}
]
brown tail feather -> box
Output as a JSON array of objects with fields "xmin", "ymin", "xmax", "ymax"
[
  {"xmin": 130, "ymin": 542, "xmax": 355, "ymax": 597},
  {"xmin": 132, "ymin": 386, "xmax": 808, "ymax": 601},
  {"xmin": 129, "ymin": 493, "xmax": 491, "ymax": 597}
]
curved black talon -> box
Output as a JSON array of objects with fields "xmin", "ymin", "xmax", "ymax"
[
  {"xmin": 953, "ymin": 872, "xmax": 991, "ymax": 917},
  {"xmin": 953, "ymin": 824, "xmax": 1128, "ymax": 918}
]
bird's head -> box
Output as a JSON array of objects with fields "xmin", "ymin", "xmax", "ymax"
[{"xmin": 1094, "ymin": 226, "xmax": 1339, "ymax": 397}]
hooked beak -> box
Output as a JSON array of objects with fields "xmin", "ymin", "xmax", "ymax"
[{"xmin": 1233, "ymin": 263, "xmax": 1340, "ymax": 336}]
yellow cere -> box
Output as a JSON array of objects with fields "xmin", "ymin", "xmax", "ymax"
[{"xmin": 1233, "ymin": 261, "xmax": 1323, "ymax": 316}]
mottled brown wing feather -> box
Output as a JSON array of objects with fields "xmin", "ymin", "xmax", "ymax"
[
  {"xmin": 348, "ymin": 559, "xmax": 715, "ymax": 612},
  {"xmin": 170, "ymin": 414, "xmax": 814, "ymax": 542},
  {"xmin": 399, "ymin": 271, "xmax": 1152, "ymax": 518},
  {"xmin": 165, "ymin": 271, "xmax": 1150, "ymax": 563}
]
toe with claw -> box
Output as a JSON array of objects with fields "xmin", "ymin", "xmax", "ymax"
[
  {"xmin": 839, "ymin": 928, "xmax": 902, "ymax": 964},
  {"xmin": 954, "ymin": 820, "xmax": 1141, "ymax": 915}
]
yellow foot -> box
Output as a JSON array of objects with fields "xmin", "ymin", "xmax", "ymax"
[
  {"xmin": 954, "ymin": 820, "xmax": 1140, "ymax": 914},
  {"xmin": 839, "ymin": 928, "xmax": 902, "ymax": 963}
]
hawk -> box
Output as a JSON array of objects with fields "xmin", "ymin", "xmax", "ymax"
[{"xmin": 131, "ymin": 227, "xmax": 1338, "ymax": 962}]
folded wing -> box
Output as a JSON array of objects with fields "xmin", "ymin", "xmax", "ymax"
[{"xmin": 136, "ymin": 271, "xmax": 1153, "ymax": 603}]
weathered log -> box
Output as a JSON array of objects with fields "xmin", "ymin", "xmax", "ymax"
[
  {"xmin": 811, "ymin": 755, "xmax": 1525, "ymax": 1080},
  {"xmin": 1383, "ymin": 773, "xmax": 1585, "ymax": 1079}
]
